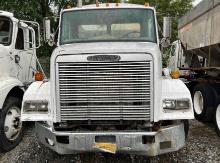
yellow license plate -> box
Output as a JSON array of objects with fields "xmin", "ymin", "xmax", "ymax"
[{"xmin": 93, "ymin": 143, "xmax": 117, "ymax": 154}]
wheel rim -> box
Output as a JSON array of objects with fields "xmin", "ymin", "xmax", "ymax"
[
  {"xmin": 194, "ymin": 91, "xmax": 204, "ymax": 115},
  {"xmin": 216, "ymin": 105, "xmax": 220, "ymax": 130},
  {"xmin": 4, "ymin": 106, "xmax": 22, "ymax": 141}
]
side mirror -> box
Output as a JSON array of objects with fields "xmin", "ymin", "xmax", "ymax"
[
  {"xmin": 163, "ymin": 17, "xmax": 172, "ymax": 38},
  {"xmin": 44, "ymin": 17, "xmax": 51, "ymax": 41},
  {"xmin": 161, "ymin": 17, "xmax": 172, "ymax": 48},
  {"xmin": 43, "ymin": 17, "xmax": 54, "ymax": 46}
]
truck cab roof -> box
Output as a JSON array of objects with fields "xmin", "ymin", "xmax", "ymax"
[
  {"xmin": 0, "ymin": 10, "xmax": 19, "ymax": 23},
  {"xmin": 62, "ymin": 3, "xmax": 155, "ymax": 13},
  {"xmin": 0, "ymin": 11, "xmax": 14, "ymax": 18}
]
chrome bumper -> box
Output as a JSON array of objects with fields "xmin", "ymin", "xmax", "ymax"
[{"xmin": 35, "ymin": 122, "xmax": 185, "ymax": 156}]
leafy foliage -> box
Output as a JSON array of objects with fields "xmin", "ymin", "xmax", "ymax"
[
  {"xmin": 0, "ymin": 0, "xmax": 54, "ymax": 23},
  {"xmin": 0, "ymin": 0, "xmax": 55, "ymax": 57}
]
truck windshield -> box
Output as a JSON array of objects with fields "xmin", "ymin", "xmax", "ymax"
[
  {"xmin": 0, "ymin": 17, "xmax": 11, "ymax": 45},
  {"xmin": 60, "ymin": 8, "xmax": 156, "ymax": 44}
]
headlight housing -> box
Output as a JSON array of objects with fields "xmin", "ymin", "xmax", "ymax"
[
  {"xmin": 163, "ymin": 99, "xmax": 190, "ymax": 110},
  {"xmin": 23, "ymin": 101, "xmax": 48, "ymax": 113}
]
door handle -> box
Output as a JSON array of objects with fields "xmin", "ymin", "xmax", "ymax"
[{"xmin": 15, "ymin": 55, "xmax": 20, "ymax": 63}]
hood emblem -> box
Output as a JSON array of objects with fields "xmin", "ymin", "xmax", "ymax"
[{"xmin": 87, "ymin": 55, "xmax": 121, "ymax": 62}]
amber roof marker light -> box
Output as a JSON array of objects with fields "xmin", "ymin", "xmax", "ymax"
[
  {"xmin": 96, "ymin": 0, "xmax": 99, "ymax": 7},
  {"xmin": 116, "ymin": 0, "xmax": 119, "ymax": 6},
  {"xmin": 144, "ymin": 2, "xmax": 150, "ymax": 7},
  {"xmin": 106, "ymin": 0, "xmax": 109, "ymax": 7}
]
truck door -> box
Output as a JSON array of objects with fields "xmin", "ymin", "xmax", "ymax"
[
  {"xmin": 13, "ymin": 27, "xmax": 35, "ymax": 84},
  {"xmin": 25, "ymin": 27, "xmax": 36, "ymax": 83},
  {"xmin": 13, "ymin": 27, "xmax": 25, "ymax": 83}
]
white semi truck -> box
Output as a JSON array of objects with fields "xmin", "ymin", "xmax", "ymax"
[
  {"xmin": 168, "ymin": 0, "xmax": 220, "ymax": 136},
  {"xmin": 21, "ymin": 3, "xmax": 194, "ymax": 156},
  {"xmin": 0, "ymin": 11, "xmax": 42, "ymax": 151}
]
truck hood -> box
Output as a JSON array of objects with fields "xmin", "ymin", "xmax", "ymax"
[{"xmin": 56, "ymin": 42, "xmax": 160, "ymax": 55}]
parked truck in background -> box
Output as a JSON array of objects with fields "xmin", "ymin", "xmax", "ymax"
[
  {"xmin": 21, "ymin": 3, "xmax": 194, "ymax": 156},
  {"xmin": 168, "ymin": 0, "xmax": 220, "ymax": 136},
  {"xmin": 0, "ymin": 11, "xmax": 42, "ymax": 151}
]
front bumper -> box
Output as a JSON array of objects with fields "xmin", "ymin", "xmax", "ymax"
[{"xmin": 35, "ymin": 122, "xmax": 185, "ymax": 156}]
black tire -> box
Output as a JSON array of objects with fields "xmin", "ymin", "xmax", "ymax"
[
  {"xmin": 0, "ymin": 97, "xmax": 24, "ymax": 152},
  {"xmin": 215, "ymin": 105, "xmax": 220, "ymax": 137},
  {"xmin": 192, "ymin": 84, "xmax": 216, "ymax": 122}
]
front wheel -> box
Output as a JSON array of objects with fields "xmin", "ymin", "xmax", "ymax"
[
  {"xmin": 215, "ymin": 105, "xmax": 220, "ymax": 137},
  {"xmin": 0, "ymin": 97, "xmax": 24, "ymax": 152}
]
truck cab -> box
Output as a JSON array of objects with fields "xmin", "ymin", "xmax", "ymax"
[
  {"xmin": 21, "ymin": 3, "xmax": 194, "ymax": 156},
  {"xmin": 0, "ymin": 11, "xmax": 40, "ymax": 151}
]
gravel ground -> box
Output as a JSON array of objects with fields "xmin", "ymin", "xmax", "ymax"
[{"xmin": 0, "ymin": 120, "xmax": 219, "ymax": 163}]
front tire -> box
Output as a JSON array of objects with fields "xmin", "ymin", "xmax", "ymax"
[
  {"xmin": 0, "ymin": 97, "xmax": 24, "ymax": 152},
  {"xmin": 215, "ymin": 105, "xmax": 220, "ymax": 137}
]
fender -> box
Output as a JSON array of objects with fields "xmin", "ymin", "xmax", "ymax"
[
  {"xmin": 160, "ymin": 78, "xmax": 194, "ymax": 120},
  {"xmin": 21, "ymin": 81, "xmax": 51, "ymax": 122},
  {"xmin": 0, "ymin": 77, "xmax": 24, "ymax": 109}
]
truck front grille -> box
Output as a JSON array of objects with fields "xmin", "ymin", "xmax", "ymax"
[{"xmin": 57, "ymin": 61, "xmax": 152, "ymax": 121}]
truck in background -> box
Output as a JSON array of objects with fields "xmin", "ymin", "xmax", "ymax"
[
  {"xmin": 168, "ymin": 0, "xmax": 220, "ymax": 136},
  {"xmin": 21, "ymin": 3, "xmax": 194, "ymax": 156},
  {"xmin": 0, "ymin": 10, "xmax": 43, "ymax": 151}
]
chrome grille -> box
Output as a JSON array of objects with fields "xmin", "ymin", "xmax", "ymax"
[{"xmin": 58, "ymin": 61, "xmax": 152, "ymax": 121}]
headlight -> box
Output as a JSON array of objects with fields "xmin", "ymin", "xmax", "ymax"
[
  {"xmin": 163, "ymin": 100, "xmax": 176, "ymax": 109},
  {"xmin": 176, "ymin": 100, "xmax": 190, "ymax": 109},
  {"xmin": 163, "ymin": 99, "xmax": 190, "ymax": 110},
  {"xmin": 23, "ymin": 101, "xmax": 48, "ymax": 113}
]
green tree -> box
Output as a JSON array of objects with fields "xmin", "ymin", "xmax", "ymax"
[
  {"xmin": 0, "ymin": 0, "xmax": 54, "ymax": 23},
  {"xmin": 0, "ymin": 0, "xmax": 56, "ymax": 57}
]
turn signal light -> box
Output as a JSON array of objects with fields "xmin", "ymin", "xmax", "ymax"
[
  {"xmin": 171, "ymin": 70, "xmax": 180, "ymax": 79},
  {"xmin": 66, "ymin": 5, "xmax": 72, "ymax": 9},
  {"xmin": 35, "ymin": 71, "xmax": 43, "ymax": 81}
]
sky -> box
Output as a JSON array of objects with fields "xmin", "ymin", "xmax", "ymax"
[{"xmin": 193, "ymin": 0, "xmax": 203, "ymax": 6}]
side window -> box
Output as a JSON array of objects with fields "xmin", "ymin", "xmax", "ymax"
[
  {"xmin": 29, "ymin": 29, "xmax": 33, "ymax": 48},
  {"xmin": 0, "ymin": 18, "xmax": 10, "ymax": 44},
  {"xmin": 15, "ymin": 28, "xmax": 24, "ymax": 50}
]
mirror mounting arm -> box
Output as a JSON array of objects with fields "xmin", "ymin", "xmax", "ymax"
[{"xmin": 19, "ymin": 20, "xmax": 41, "ymax": 49}]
